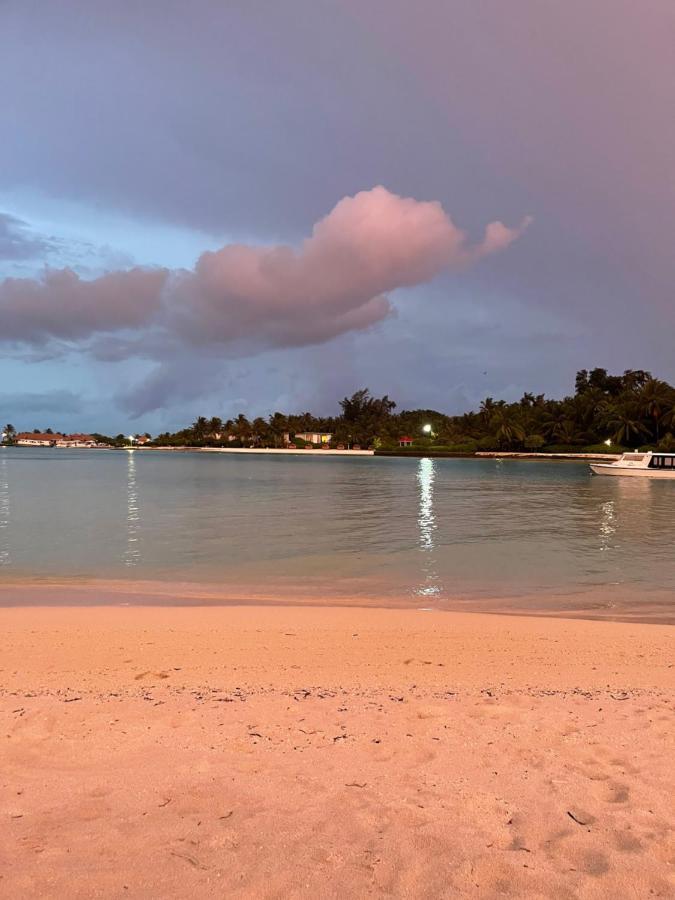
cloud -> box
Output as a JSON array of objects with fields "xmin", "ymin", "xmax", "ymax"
[
  {"xmin": 0, "ymin": 389, "xmax": 82, "ymax": 414},
  {"xmin": 118, "ymin": 357, "xmax": 231, "ymax": 419},
  {"xmin": 171, "ymin": 186, "xmax": 529, "ymax": 349},
  {"xmin": 0, "ymin": 213, "xmax": 54, "ymax": 262},
  {"xmin": 0, "ymin": 267, "xmax": 167, "ymax": 343},
  {"xmin": 0, "ymin": 188, "xmax": 528, "ymax": 360},
  {"xmin": 1, "ymin": 188, "xmax": 530, "ymax": 415}
]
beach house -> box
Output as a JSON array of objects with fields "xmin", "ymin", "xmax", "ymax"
[
  {"xmin": 16, "ymin": 432, "xmax": 63, "ymax": 446},
  {"xmin": 55, "ymin": 434, "xmax": 97, "ymax": 448},
  {"xmin": 284, "ymin": 431, "xmax": 333, "ymax": 446}
]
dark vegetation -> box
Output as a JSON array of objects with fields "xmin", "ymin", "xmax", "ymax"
[{"xmin": 147, "ymin": 369, "xmax": 675, "ymax": 453}]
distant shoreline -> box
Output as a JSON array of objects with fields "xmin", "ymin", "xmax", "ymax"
[
  {"xmin": 2, "ymin": 444, "xmax": 622, "ymax": 461},
  {"xmin": 142, "ymin": 447, "xmax": 621, "ymax": 461}
]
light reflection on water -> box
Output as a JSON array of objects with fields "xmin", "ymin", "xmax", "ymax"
[
  {"xmin": 0, "ymin": 448, "xmax": 673, "ymax": 610},
  {"xmin": 599, "ymin": 500, "xmax": 616, "ymax": 549},
  {"xmin": 415, "ymin": 458, "xmax": 442, "ymax": 597},
  {"xmin": 124, "ymin": 451, "xmax": 141, "ymax": 567},
  {"xmin": 0, "ymin": 454, "xmax": 9, "ymax": 566}
]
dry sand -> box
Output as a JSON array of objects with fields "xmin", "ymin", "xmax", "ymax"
[{"xmin": 1, "ymin": 604, "xmax": 673, "ymax": 898}]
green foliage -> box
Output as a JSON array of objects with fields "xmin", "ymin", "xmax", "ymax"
[
  {"xmin": 582, "ymin": 442, "xmax": 626, "ymax": 454},
  {"xmin": 89, "ymin": 432, "xmax": 128, "ymax": 447},
  {"xmin": 523, "ymin": 434, "xmax": 546, "ymax": 451},
  {"xmin": 126, "ymin": 369, "xmax": 675, "ymax": 453},
  {"xmin": 657, "ymin": 433, "xmax": 675, "ymax": 452},
  {"xmin": 543, "ymin": 443, "xmax": 584, "ymax": 454},
  {"xmin": 445, "ymin": 441, "xmax": 479, "ymax": 454}
]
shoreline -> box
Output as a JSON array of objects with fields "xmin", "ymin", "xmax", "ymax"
[
  {"xmin": 3, "ymin": 445, "xmax": 621, "ymax": 461},
  {"xmin": 2, "ymin": 604, "xmax": 673, "ymax": 898},
  {"xmin": 1, "ymin": 578, "xmax": 674, "ymax": 624}
]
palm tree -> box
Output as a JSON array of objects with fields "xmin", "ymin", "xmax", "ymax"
[
  {"xmin": 233, "ymin": 414, "xmax": 252, "ymax": 443},
  {"xmin": 268, "ymin": 412, "xmax": 288, "ymax": 447},
  {"xmin": 541, "ymin": 407, "xmax": 570, "ymax": 441},
  {"xmin": 251, "ymin": 417, "xmax": 269, "ymax": 446},
  {"xmin": 207, "ymin": 416, "xmax": 223, "ymax": 440},
  {"xmin": 637, "ymin": 379, "xmax": 674, "ymax": 441},
  {"xmin": 604, "ymin": 403, "xmax": 648, "ymax": 446},
  {"xmin": 191, "ymin": 416, "xmax": 209, "ymax": 441},
  {"xmin": 479, "ymin": 397, "xmax": 502, "ymax": 426},
  {"xmin": 3, "ymin": 424, "xmax": 16, "ymax": 444},
  {"xmin": 490, "ymin": 408, "xmax": 525, "ymax": 448},
  {"xmin": 552, "ymin": 419, "xmax": 580, "ymax": 445}
]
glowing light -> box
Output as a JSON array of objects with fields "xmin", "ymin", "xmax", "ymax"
[
  {"xmin": 604, "ymin": 439, "xmax": 612, "ymax": 447},
  {"xmin": 422, "ymin": 423, "xmax": 433, "ymax": 434}
]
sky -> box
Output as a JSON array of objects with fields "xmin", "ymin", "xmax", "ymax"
[{"xmin": 1, "ymin": 0, "xmax": 674, "ymax": 434}]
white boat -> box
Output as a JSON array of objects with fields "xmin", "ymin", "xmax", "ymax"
[{"xmin": 590, "ymin": 451, "xmax": 675, "ymax": 478}]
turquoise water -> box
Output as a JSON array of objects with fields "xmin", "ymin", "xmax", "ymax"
[{"xmin": 0, "ymin": 447, "xmax": 673, "ymax": 615}]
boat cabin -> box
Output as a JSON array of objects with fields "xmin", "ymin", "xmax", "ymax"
[{"xmin": 648, "ymin": 453, "xmax": 675, "ymax": 469}]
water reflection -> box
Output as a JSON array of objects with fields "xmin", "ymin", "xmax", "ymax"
[
  {"xmin": 124, "ymin": 452, "xmax": 141, "ymax": 566},
  {"xmin": 599, "ymin": 499, "xmax": 616, "ymax": 550},
  {"xmin": 0, "ymin": 455, "xmax": 10, "ymax": 566},
  {"xmin": 415, "ymin": 457, "xmax": 442, "ymax": 597}
]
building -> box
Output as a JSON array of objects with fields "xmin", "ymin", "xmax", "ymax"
[
  {"xmin": 290, "ymin": 432, "xmax": 333, "ymax": 445},
  {"xmin": 15, "ymin": 432, "xmax": 101, "ymax": 448},
  {"xmin": 55, "ymin": 434, "xmax": 97, "ymax": 448},
  {"xmin": 16, "ymin": 432, "xmax": 64, "ymax": 446},
  {"xmin": 399, "ymin": 436, "xmax": 414, "ymax": 447}
]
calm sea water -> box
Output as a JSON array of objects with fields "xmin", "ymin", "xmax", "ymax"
[{"xmin": 0, "ymin": 447, "xmax": 673, "ymax": 616}]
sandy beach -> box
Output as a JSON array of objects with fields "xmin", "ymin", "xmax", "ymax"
[{"xmin": 1, "ymin": 602, "xmax": 673, "ymax": 899}]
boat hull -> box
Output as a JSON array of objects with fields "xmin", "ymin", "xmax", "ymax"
[{"xmin": 590, "ymin": 464, "xmax": 675, "ymax": 478}]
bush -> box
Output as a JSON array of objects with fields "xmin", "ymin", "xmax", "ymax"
[
  {"xmin": 523, "ymin": 434, "xmax": 546, "ymax": 451},
  {"xmin": 583, "ymin": 442, "xmax": 626, "ymax": 454},
  {"xmin": 543, "ymin": 443, "xmax": 583, "ymax": 454},
  {"xmin": 657, "ymin": 433, "xmax": 675, "ymax": 452},
  {"xmin": 445, "ymin": 441, "xmax": 478, "ymax": 454}
]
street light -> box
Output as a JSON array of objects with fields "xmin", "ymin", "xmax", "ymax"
[{"xmin": 422, "ymin": 423, "xmax": 433, "ymax": 435}]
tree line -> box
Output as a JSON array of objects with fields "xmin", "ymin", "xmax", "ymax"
[{"xmin": 145, "ymin": 368, "xmax": 675, "ymax": 453}]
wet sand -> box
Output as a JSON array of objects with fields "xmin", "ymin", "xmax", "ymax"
[
  {"xmin": 2, "ymin": 578, "xmax": 674, "ymax": 624},
  {"xmin": 1, "ymin": 604, "xmax": 673, "ymax": 898}
]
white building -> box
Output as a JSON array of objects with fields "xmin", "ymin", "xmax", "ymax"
[
  {"xmin": 286, "ymin": 431, "xmax": 333, "ymax": 445},
  {"xmin": 16, "ymin": 432, "xmax": 63, "ymax": 446}
]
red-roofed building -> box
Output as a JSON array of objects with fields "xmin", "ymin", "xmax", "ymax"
[
  {"xmin": 399, "ymin": 436, "xmax": 414, "ymax": 447},
  {"xmin": 16, "ymin": 432, "xmax": 64, "ymax": 446}
]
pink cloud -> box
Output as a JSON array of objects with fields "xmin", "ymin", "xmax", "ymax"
[
  {"xmin": 0, "ymin": 266, "xmax": 167, "ymax": 343},
  {"xmin": 169, "ymin": 186, "xmax": 529, "ymax": 347},
  {"xmin": 0, "ymin": 187, "xmax": 529, "ymax": 352}
]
